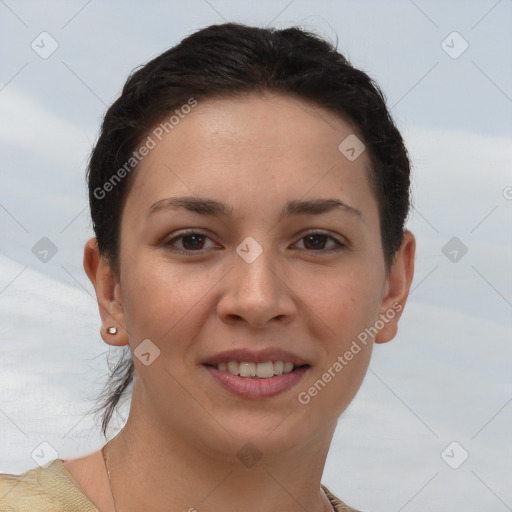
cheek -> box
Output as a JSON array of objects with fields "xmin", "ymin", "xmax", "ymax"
[
  {"xmin": 307, "ymin": 268, "xmax": 382, "ymax": 414},
  {"xmin": 296, "ymin": 263, "xmax": 383, "ymax": 336},
  {"xmin": 296, "ymin": 331, "xmax": 373, "ymax": 423},
  {"xmin": 120, "ymin": 255, "xmax": 222, "ymax": 345}
]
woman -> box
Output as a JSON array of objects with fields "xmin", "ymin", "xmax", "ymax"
[{"xmin": 0, "ymin": 22, "xmax": 414, "ymax": 511}]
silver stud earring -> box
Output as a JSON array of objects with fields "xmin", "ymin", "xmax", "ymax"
[{"xmin": 107, "ymin": 326, "xmax": 118, "ymax": 335}]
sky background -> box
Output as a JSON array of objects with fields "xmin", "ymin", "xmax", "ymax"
[{"xmin": 1, "ymin": 1, "xmax": 511, "ymax": 511}]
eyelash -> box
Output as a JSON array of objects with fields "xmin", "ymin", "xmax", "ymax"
[{"xmin": 164, "ymin": 229, "xmax": 346, "ymax": 255}]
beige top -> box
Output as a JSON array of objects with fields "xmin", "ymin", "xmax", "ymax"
[{"xmin": 0, "ymin": 459, "xmax": 362, "ymax": 511}]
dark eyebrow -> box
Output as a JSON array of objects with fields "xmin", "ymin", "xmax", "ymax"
[
  {"xmin": 281, "ymin": 198, "xmax": 362, "ymax": 219},
  {"xmin": 148, "ymin": 197, "xmax": 233, "ymax": 217},
  {"xmin": 147, "ymin": 196, "xmax": 362, "ymax": 220}
]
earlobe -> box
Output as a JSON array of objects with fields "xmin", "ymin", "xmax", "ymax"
[
  {"xmin": 374, "ymin": 230, "xmax": 416, "ymax": 344},
  {"xmin": 83, "ymin": 238, "xmax": 129, "ymax": 347}
]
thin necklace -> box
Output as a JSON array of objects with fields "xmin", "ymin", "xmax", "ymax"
[
  {"xmin": 101, "ymin": 444, "xmax": 119, "ymax": 512},
  {"xmin": 101, "ymin": 444, "xmax": 334, "ymax": 512}
]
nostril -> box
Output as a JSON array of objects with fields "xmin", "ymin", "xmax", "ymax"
[{"xmin": 226, "ymin": 314, "xmax": 244, "ymax": 322}]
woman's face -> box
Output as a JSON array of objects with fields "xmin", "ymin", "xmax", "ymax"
[{"xmin": 109, "ymin": 94, "xmax": 406, "ymax": 457}]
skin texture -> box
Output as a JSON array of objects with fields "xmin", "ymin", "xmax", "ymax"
[{"xmin": 69, "ymin": 93, "xmax": 415, "ymax": 512}]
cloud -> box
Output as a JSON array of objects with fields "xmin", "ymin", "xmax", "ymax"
[{"xmin": 0, "ymin": 87, "xmax": 91, "ymax": 168}]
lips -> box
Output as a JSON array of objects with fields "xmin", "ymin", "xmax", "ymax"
[
  {"xmin": 202, "ymin": 348, "xmax": 310, "ymax": 399},
  {"xmin": 202, "ymin": 348, "xmax": 308, "ymax": 366}
]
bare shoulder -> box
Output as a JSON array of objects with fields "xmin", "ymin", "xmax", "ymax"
[{"xmin": 62, "ymin": 450, "xmax": 102, "ymax": 481}]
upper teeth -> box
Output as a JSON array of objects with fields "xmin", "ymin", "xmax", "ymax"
[{"xmin": 216, "ymin": 361, "xmax": 295, "ymax": 378}]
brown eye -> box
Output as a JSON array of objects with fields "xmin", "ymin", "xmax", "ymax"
[
  {"xmin": 294, "ymin": 232, "xmax": 345, "ymax": 252},
  {"xmin": 303, "ymin": 234, "xmax": 328, "ymax": 250},
  {"xmin": 165, "ymin": 231, "xmax": 219, "ymax": 253},
  {"xmin": 180, "ymin": 234, "xmax": 206, "ymax": 250}
]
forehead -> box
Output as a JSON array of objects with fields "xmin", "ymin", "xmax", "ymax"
[
  {"xmin": 124, "ymin": 93, "xmax": 376, "ymax": 219},
  {"xmin": 149, "ymin": 93, "xmax": 361, "ymax": 165}
]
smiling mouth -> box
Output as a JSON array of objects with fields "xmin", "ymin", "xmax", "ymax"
[{"xmin": 204, "ymin": 361, "xmax": 309, "ymax": 379}]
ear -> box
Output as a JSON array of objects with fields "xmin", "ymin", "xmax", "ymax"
[
  {"xmin": 374, "ymin": 230, "xmax": 416, "ymax": 344},
  {"xmin": 83, "ymin": 237, "xmax": 129, "ymax": 347}
]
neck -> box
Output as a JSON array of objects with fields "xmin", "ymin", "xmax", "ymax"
[{"xmin": 103, "ymin": 385, "xmax": 337, "ymax": 512}]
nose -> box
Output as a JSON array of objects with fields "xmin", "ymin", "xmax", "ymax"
[{"xmin": 217, "ymin": 250, "xmax": 297, "ymax": 328}]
